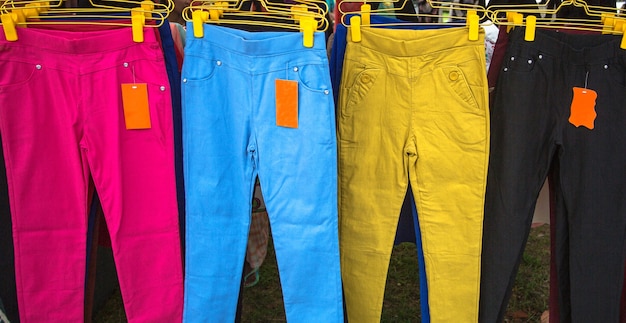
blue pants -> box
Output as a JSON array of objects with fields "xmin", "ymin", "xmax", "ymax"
[{"xmin": 181, "ymin": 23, "xmax": 344, "ymax": 322}]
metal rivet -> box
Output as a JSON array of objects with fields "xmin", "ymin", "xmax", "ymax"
[
  {"xmin": 160, "ymin": 86, "xmax": 166, "ymax": 91},
  {"xmin": 604, "ymin": 64, "xmax": 609, "ymax": 69},
  {"xmin": 528, "ymin": 59, "xmax": 533, "ymax": 64},
  {"xmin": 538, "ymin": 54, "xmax": 543, "ymax": 59},
  {"xmin": 503, "ymin": 67, "xmax": 508, "ymax": 72},
  {"xmin": 361, "ymin": 74, "xmax": 371, "ymax": 83},
  {"xmin": 510, "ymin": 56, "xmax": 515, "ymax": 61},
  {"xmin": 324, "ymin": 90, "xmax": 329, "ymax": 95},
  {"xmin": 183, "ymin": 78, "xmax": 188, "ymax": 83},
  {"xmin": 449, "ymin": 71, "xmax": 459, "ymax": 81},
  {"xmin": 35, "ymin": 64, "xmax": 42, "ymax": 70},
  {"xmin": 123, "ymin": 62, "xmax": 129, "ymax": 68},
  {"xmin": 216, "ymin": 61, "xmax": 222, "ymax": 66},
  {"xmin": 293, "ymin": 67, "xmax": 298, "ymax": 72}
]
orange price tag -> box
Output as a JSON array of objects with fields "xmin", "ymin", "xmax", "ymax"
[
  {"xmin": 275, "ymin": 79, "xmax": 298, "ymax": 128},
  {"xmin": 121, "ymin": 83, "xmax": 152, "ymax": 130},
  {"xmin": 568, "ymin": 87, "xmax": 597, "ymax": 130}
]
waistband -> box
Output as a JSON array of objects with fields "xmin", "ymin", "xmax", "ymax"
[
  {"xmin": 185, "ymin": 23, "xmax": 327, "ymax": 56},
  {"xmin": 0, "ymin": 25, "xmax": 160, "ymax": 54},
  {"xmin": 508, "ymin": 27, "xmax": 625, "ymax": 65},
  {"xmin": 347, "ymin": 26, "xmax": 485, "ymax": 57}
]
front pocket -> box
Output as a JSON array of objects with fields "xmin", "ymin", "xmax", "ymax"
[
  {"xmin": 502, "ymin": 46, "xmax": 544, "ymax": 74},
  {"xmin": 282, "ymin": 63, "xmax": 335, "ymax": 141},
  {"xmin": 341, "ymin": 68, "xmax": 381, "ymax": 118},
  {"xmin": 181, "ymin": 56, "xmax": 220, "ymax": 84},
  {"xmin": 0, "ymin": 60, "xmax": 40, "ymax": 91},
  {"xmin": 105, "ymin": 59, "xmax": 172, "ymax": 145},
  {"xmin": 437, "ymin": 66, "xmax": 479, "ymax": 110},
  {"xmin": 599, "ymin": 58, "xmax": 626, "ymax": 90},
  {"xmin": 289, "ymin": 63, "xmax": 331, "ymax": 93}
]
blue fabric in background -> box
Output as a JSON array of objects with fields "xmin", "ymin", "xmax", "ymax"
[{"xmin": 158, "ymin": 21, "xmax": 186, "ymax": 254}]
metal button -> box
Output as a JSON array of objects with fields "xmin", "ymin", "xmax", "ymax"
[
  {"xmin": 510, "ymin": 56, "xmax": 515, "ymax": 61},
  {"xmin": 503, "ymin": 67, "xmax": 508, "ymax": 72},
  {"xmin": 293, "ymin": 67, "xmax": 298, "ymax": 72},
  {"xmin": 216, "ymin": 61, "xmax": 222, "ymax": 66},
  {"xmin": 538, "ymin": 54, "xmax": 543, "ymax": 59},
  {"xmin": 183, "ymin": 78, "xmax": 188, "ymax": 83},
  {"xmin": 449, "ymin": 71, "xmax": 459, "ymax": 81},
  {"xmin": 35, "ymin": 64, "xmax": 42, "ymax": 70},
  {"xmin": 528, "ymin": 59, "xmax": 533, "ymax": 64},
  {"xmin": 160, "ymin": 86, "xmax": 166, "ymax": 91},
  {"xmin": 604, "ymin": 64, "xmax": 609, "ymax": 69},
  {"xmin": 123, "ymin": 62, "xmax": 129, "ymax": 68},
  {"xmin": 324, "ymin": 90, "xmax": 329, "ymax": 95},
  {"xmin": 360, "ymin": 74, "xmax": 371, "ymax": 83}
]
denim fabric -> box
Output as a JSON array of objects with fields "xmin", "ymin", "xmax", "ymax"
[{"xmin": 182, "ymin": 23, "xmax": 343, "ymax": 322}]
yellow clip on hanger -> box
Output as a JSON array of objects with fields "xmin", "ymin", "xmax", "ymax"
[
  {"xmin": 1, "ymin": 12, "xmax": 18, "ymax": 41},
  {"xmin": 131, "ymin": 7, "xmax": 145, "ymax": 41},
  {"xmin": 349, "ymin": 13, "xmax": 360, "ymax": 42}
]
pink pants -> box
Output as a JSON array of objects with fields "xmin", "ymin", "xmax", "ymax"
[{"xmin": 0, "ymin": 27, "xmax": 183, "ymax": 322}]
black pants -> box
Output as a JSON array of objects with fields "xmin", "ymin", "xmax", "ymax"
[
  {"xmin": 0, "ymin": 134, "xmax": 18, "ymax": 323},
  {"xmin": 480, "ymin": 27, "xmax": 626, "ymax": 322}
]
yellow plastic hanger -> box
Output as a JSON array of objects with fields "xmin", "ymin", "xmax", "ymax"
[
  {"xmin": 1, "ymin": 0, "xmax": 170, "ymax": 42},
  {"xmin": 193, "ymin": 0, "xmax": 327, "ymax": 16},
  {"xmin": 3, "ymin": 0, "xmax": 173, "ymax": 14},
  {"xmin": 489, "ymin": 0, "xmax": 626, "ymax": 47},
  {"xmin": 338, "ymin": 0, "xmax": 487, "ymax": 24},
  {"xmin": 182, "ymin": 0, "xmax": 328, "ymax": 47},
  {"xmin": 338, "ymin": 0, "xmax": 486, "ymax": 42}
]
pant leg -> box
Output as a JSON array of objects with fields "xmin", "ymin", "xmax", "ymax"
[
  {"xmin": 479, "ymin": 28, "xmax": 559, "ymax": 323},
  {"xmin": 0, "ymin": 30, "xmax": 90, "ymax": 323},
  {"xmin": 558, "ymin": 33, "xmax": 626, "ymax": 322},
  {"xmin": 410, "ymin": 29, "xmax": 489, "ymax": 323},
  {"xmin": 82, "ymin": 29, "xmax": 184, "ymax": 323},
  {"xmin": 181, "ymin": 26, "xmax": 255, "ymax": 322},
  {"xmin": 252, "ymin": 40, "xmax": 343, "ymax": 323},
  {"xmin": 338, "ymin": 29, "xmax": 413, "ymax": 323}
]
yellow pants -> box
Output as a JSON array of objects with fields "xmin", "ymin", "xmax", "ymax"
[{"xmin": 337, "ymin": 26, "xmax": 489, "ymax": 322}]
